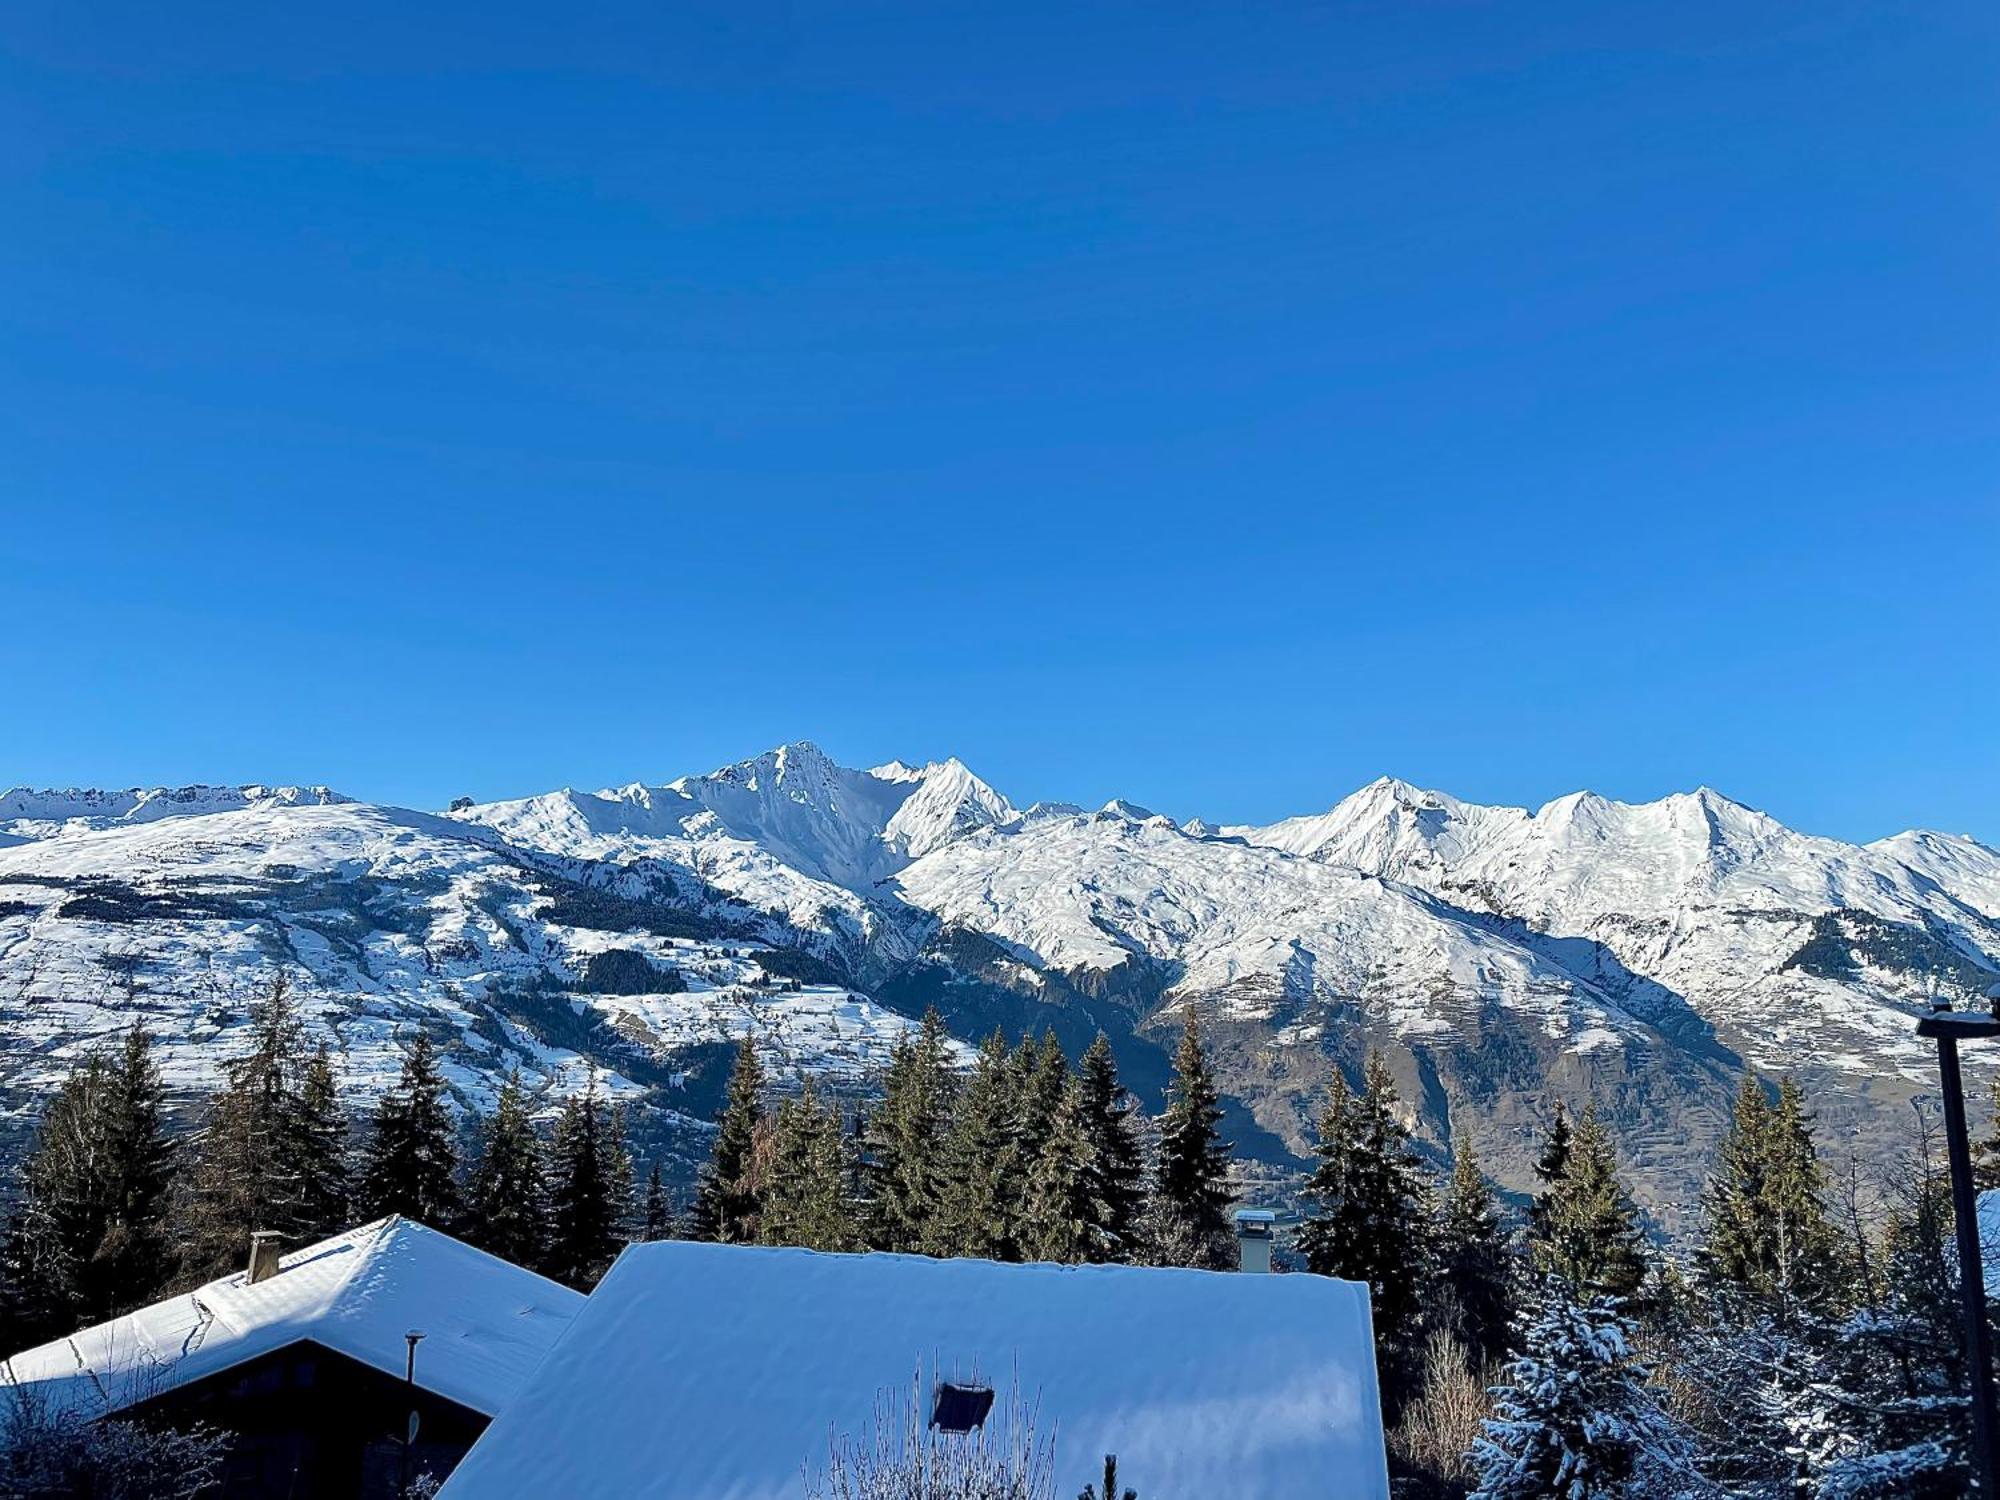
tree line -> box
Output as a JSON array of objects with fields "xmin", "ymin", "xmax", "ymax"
[
  {"xmin": 2, "ymin": 975, "xmax": 1994, "ymax": 1499},
  {"xmin": 685, "ymin": 1009, "xmax": 1233, "ymax": 1270},
  {"xmin": 0, "ymin": 976, "xmax": 666, "ymax": 1353}
]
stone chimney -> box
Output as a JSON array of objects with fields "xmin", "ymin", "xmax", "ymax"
[
  {"xmin": 1233, "ymin": 1209, "xmax": 1275, "ymax": 1273},
  {"xmin": 246, "ymin": 1231, "xmax": 285, "ymax": 1285}
]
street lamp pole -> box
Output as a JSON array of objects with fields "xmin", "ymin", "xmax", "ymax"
[
  {"xmin": 401, "ymin": 1330, "xmax": 426, "ymax": 1499},
  {"xmin": 1915, "ymin": 996, "xmax": 2000, "ymax": 1496}
]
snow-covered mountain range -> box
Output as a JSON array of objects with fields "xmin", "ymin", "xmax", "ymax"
[{"xmin": 3, "ymin": 743, "xmax": 1994, "ymax": 1232}]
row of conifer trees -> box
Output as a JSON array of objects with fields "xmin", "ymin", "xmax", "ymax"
[
  {"xmin": 684, "ymin": 1009, "xmax": 1234, "ymax": 1268},
  {"xmin": 0, "ymin": 977, "xmax": 669, "ymax": 1353}
]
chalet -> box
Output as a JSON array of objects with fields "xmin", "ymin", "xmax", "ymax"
[
  {"xmin": 439, "ymin": 1241, "xmax": 1391, "ymax": 1499},
  {"xmin": 1, "ymin": 1216, "xmax": 582, "ymax": 1498}
]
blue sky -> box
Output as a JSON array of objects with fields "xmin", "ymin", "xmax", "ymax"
[{"xmin": 3, "ymin": 2, "xmax": 1995, "ymax": 841}]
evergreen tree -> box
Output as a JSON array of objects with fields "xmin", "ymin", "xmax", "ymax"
[
  {"xmin": 690, "ymin": 1036, "xmax": 767, "ymax": 1245},
  {"xmin": 1532, "ymin": 1105, "xmax": 1648, "ymax": 1301},
  {"xmin": 1434, "ymin": 1134, "xmax": 1519, "ymax": 1373},
  {"xmin": 1075, "ymin": 1033, "xmax": 1147, "ymax": 1261},
  {"xmin": 759, "ymin": 1083, "xmax": 864, "ymax": 1253},
  {"xmin": 1469, "ymin": 1282, "xmax": 1705, "ymax": 1500},
  {"xmin": 463, "ymin": 1069, "xmax": 546, "ymax": 1268},
  {"xmin": 1297, "ymin": 1055, "xmax": 1433, "ymax": 1410},
  {"xmin": 639, "ymin": 1160, "xmax": 673, "ymax": 1242},
  {"xmin": 178, "ymin": 975, "xmax": 328, "ymax": 1278},
  {"xmin": 1013, "ymin": 1032, "xmax": 1070, "ymax": 1168},
  {"xmin": 295, "ymin": 1044, "xmax": 350, "ymax": 1240},
  {"xmin": 1150, "ymin": 1011, "xmax": 1233, "ymax": 1270},
  {"xmin": 1078, "ymin": 1455, "xmax": 1137, "ymax": 1500},
  {"xmin": 1700, "ymin": 1074, "xmax": 1843, "ymax": 1320},
  {"xmin": 866, "ymin": 1010, "xmax": 956, "ymax": 1254},
  {"xmin": 1, "ymin": 1028, "xmax": 176, "ymax": 1343},
  {"xmin": 931, "ymin": 1031, "xmax": 1022, "ymax": 1260},
  {"xmin": 356, "ymin": 1032, "xmax": 463, "ymax": 1228},
  {"xmin": 1527, "ymin": 1101, "xmax": 1572, "ymax": 1249},
  {"xmin": 1020, "ymin": 1082, "xmax": 1106, "ymax": 1265},
  {"xmin": 544, "ymin": 1070, "xmax": 629, "ymax": 1289}
]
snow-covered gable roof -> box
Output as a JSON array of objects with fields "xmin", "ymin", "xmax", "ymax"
[
  {"xmin": 441, "ymin": 1242, "xmax": 1390, "ymax": 1500},
  {"xmin": 2, "ymin": 1217, "xmax": 582, "ymax": 1421}
]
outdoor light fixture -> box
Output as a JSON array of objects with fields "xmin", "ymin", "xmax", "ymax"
[{"xmin": 1914, "ymin": 984, "xmax": 2000, "ymax": 1496}]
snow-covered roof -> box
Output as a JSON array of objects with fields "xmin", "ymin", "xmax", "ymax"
[
  {"xmin": 440, "ymin": 1243, "xmax": 1390, "ymax": 1500},
  {"xmin": 2, "ymin": 1217, "xmax": 582, "ymax": 1421}
]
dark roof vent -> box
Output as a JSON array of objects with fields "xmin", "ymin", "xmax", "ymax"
[{"xmin": 930, "ymin": 1382, "xmax": 995, "ymax": 1434}]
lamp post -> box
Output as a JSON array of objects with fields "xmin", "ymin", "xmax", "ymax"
[
  {"xmin": 1914, "ymin": 986, "xmax": 2000, "ymax": 1496},
  {"xmin": 400, "ymin": 1330, "xmax": 426, "ymax": 1499}
]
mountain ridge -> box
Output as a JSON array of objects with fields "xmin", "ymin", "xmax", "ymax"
[{"xmin": 2, "ymin": 742, "xmax": 1994, "ymax": 1237}]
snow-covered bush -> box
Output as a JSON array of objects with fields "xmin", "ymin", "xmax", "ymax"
[
  {"xmin": 0, "ymin": 1383, "xmax": 228, "ymax": 1500},
  {"xmin": 803, "ymin": 1368, "xmax": 1056, "ymax": 1500},
  {"xmin": 1468, "ymin": 1283, "xmax": 1712, "ymax": 1500}
]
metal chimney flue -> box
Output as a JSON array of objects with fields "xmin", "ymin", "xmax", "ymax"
[
  {"xmin": 246, "ymin": 1231, "xmax": 285, "ymax": 1284},
  {"xmin": 1234, "ymin": 1209, "xmax": 1275, "ymax": 1273}
]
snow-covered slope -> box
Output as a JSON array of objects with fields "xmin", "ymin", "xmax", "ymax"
[
  {"xmin": 1, "ymin": 744, "xmax": 1993, "ymax": 1233},
  {"xmin": 0, "ymin": 784, "xmax": 348, "ymax": 843}
]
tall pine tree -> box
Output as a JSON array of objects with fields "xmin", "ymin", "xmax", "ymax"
[
  {"xmin": 1076, "ymin": 1033, "xmax": 1147, "ymax": 1262},
  {"xmin": 295, "ymin": 1043, "xmax": 350, "ymax": 1240},
  {"xmin": 932, "ymin": 1031, "xmax": 1022, "ymax": 1260},
  {"xmin": 357, "ymin": 1031, "xmax": 463, "ymax": 1228},
  {"xmin": 639, "ymin": 1161, "xmax": 673, "ymax": 1243},
  {"xmin": 544, "ymin": 1070, "xmax": 630, "ymax": 1289},
  {"xmin": 179, "ymin": 974, "xmax": 331, "ymax": 1279},
  {"xmin": 1531, "ymin": 1104, "xmax": 1647, "ymax": 1301},
  {"xmin": 865, "ymin": 1010, "xmax": 956, "ymax": 1254},
  {"xmin": 463, "ymin": 1069, "xmax": 547, "ymax": 1268},
  {"xmin": 1434, "ymin": 1134, "xmax": 1518, "ymax": 1373},
  {"xmin": 1527, "ymin": 1101, "xmax": 1572, "ymax": 1249},
  {"xmin": 759, "ymin": 1083, "xmax": 863, "ymax": 1253},
  {"xmin": 690, "ymin": 1036, "xmax": 766, "ymax": 1245},
  {"xmin": 1, "ymin": 1027, "xmax": 176, "ymax": 1344},
  {"xmin": 1298, "ymin": 1054, "xmax": 1433, "ymax": 1410},
  {"xmin": 1150, "ymin": 1011, "xmax": 1232, "ymax": 1270},
  {"xmin": 1020, "ymin": 1081, "xmax": 1106, "ymax": 1265}
]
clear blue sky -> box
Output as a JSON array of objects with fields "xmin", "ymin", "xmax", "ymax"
[{"xmin": 3, "ymin": 2, "xmax": 1995, "ymax": 841}]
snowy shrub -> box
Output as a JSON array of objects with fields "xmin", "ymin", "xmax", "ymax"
[
  {"xmin": 1468, "ymin": 1283, "xmax": 1713, "ymax": 1500},
  {"xmin": 0, "ymin": 1382, "xmax": 228, "ymax": 1500},
  {"xmin": 1390, "ymin": 1330, "xmax": 1491, "ymax": 1494},
  {"xmin": 803, "ymin": 1367, "xmax": 1056, "ymax": 1500}
]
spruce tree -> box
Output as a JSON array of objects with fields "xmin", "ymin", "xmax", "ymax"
[
  {"xmin": 356, "ymin": 1031, "xmax": 463, "ymax": 1228},
  {"xmin": 1151, "ymin": 1011, "xmax": 1233, "ymax": 1270},
  {"xmin": 544, "ymin": 1071, "xmax": 629, "ymax": 1289},
  {"xmin": 1700, "ymin": 1073, "xmax": 1842, "ymax": 1320},
  {"xmin": 463, "ymin": 1069, "xmax": 547, "ymax": 1268},
  {"xmin": 1469, "ymin": 1282, "xmax": 1703, "ymax": 1500},
  {"xmin": 690, "ymin": 1036, "xmax": 766, "ymax": 1245},
  {"xmin": 1297, "ymin": 1055, "xmax": 1433, "ymax": 1410},
  {"xmin": 1, "ymin": 1029, "xmax": 177, "ymax": 1342},
  {"xmin": 931, "ymin": 1031, "xmax": 1022, "ymax": 1260},
  {"xmin": 759, "ymin": 1083, "xmax": 863, "ymax": 1253},
  {"xmin": 866, "ymin": 1010, "xmax": 956, "ymax": 1254},
  {"xmin": 1527, "ymin": 1101, "xmax": 1572, "ymax": 1250},
  {"xmin": 295, "ymin": 1044, "xmax": 350, "ymax": 1240},
  {"xmin": 1434, "ymin": 1134, "xmax": 1518, "ymax": 1373},
  {"xmin": 178, "ymin": 974, "xmax": 327, "ymax": 1278},
  {"xmin": 1020, "ymin": 1081, "xmax": 1106, "ymax": 1265},
  {"xmin": 1532, "ymin": 1105, "xmax": 1648, "ymax": 1301},
  {"xmin": 1076, "ymin": 1034, "xmax": 1147, "ymax": 1261},
  {"xmin": 1013, "ymin": 1032, "xmax": 1070, "ymax": 1169},
  {"xmin": 639, "ymin": 1161, "xmax": 672, "ymax": 1242}
]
